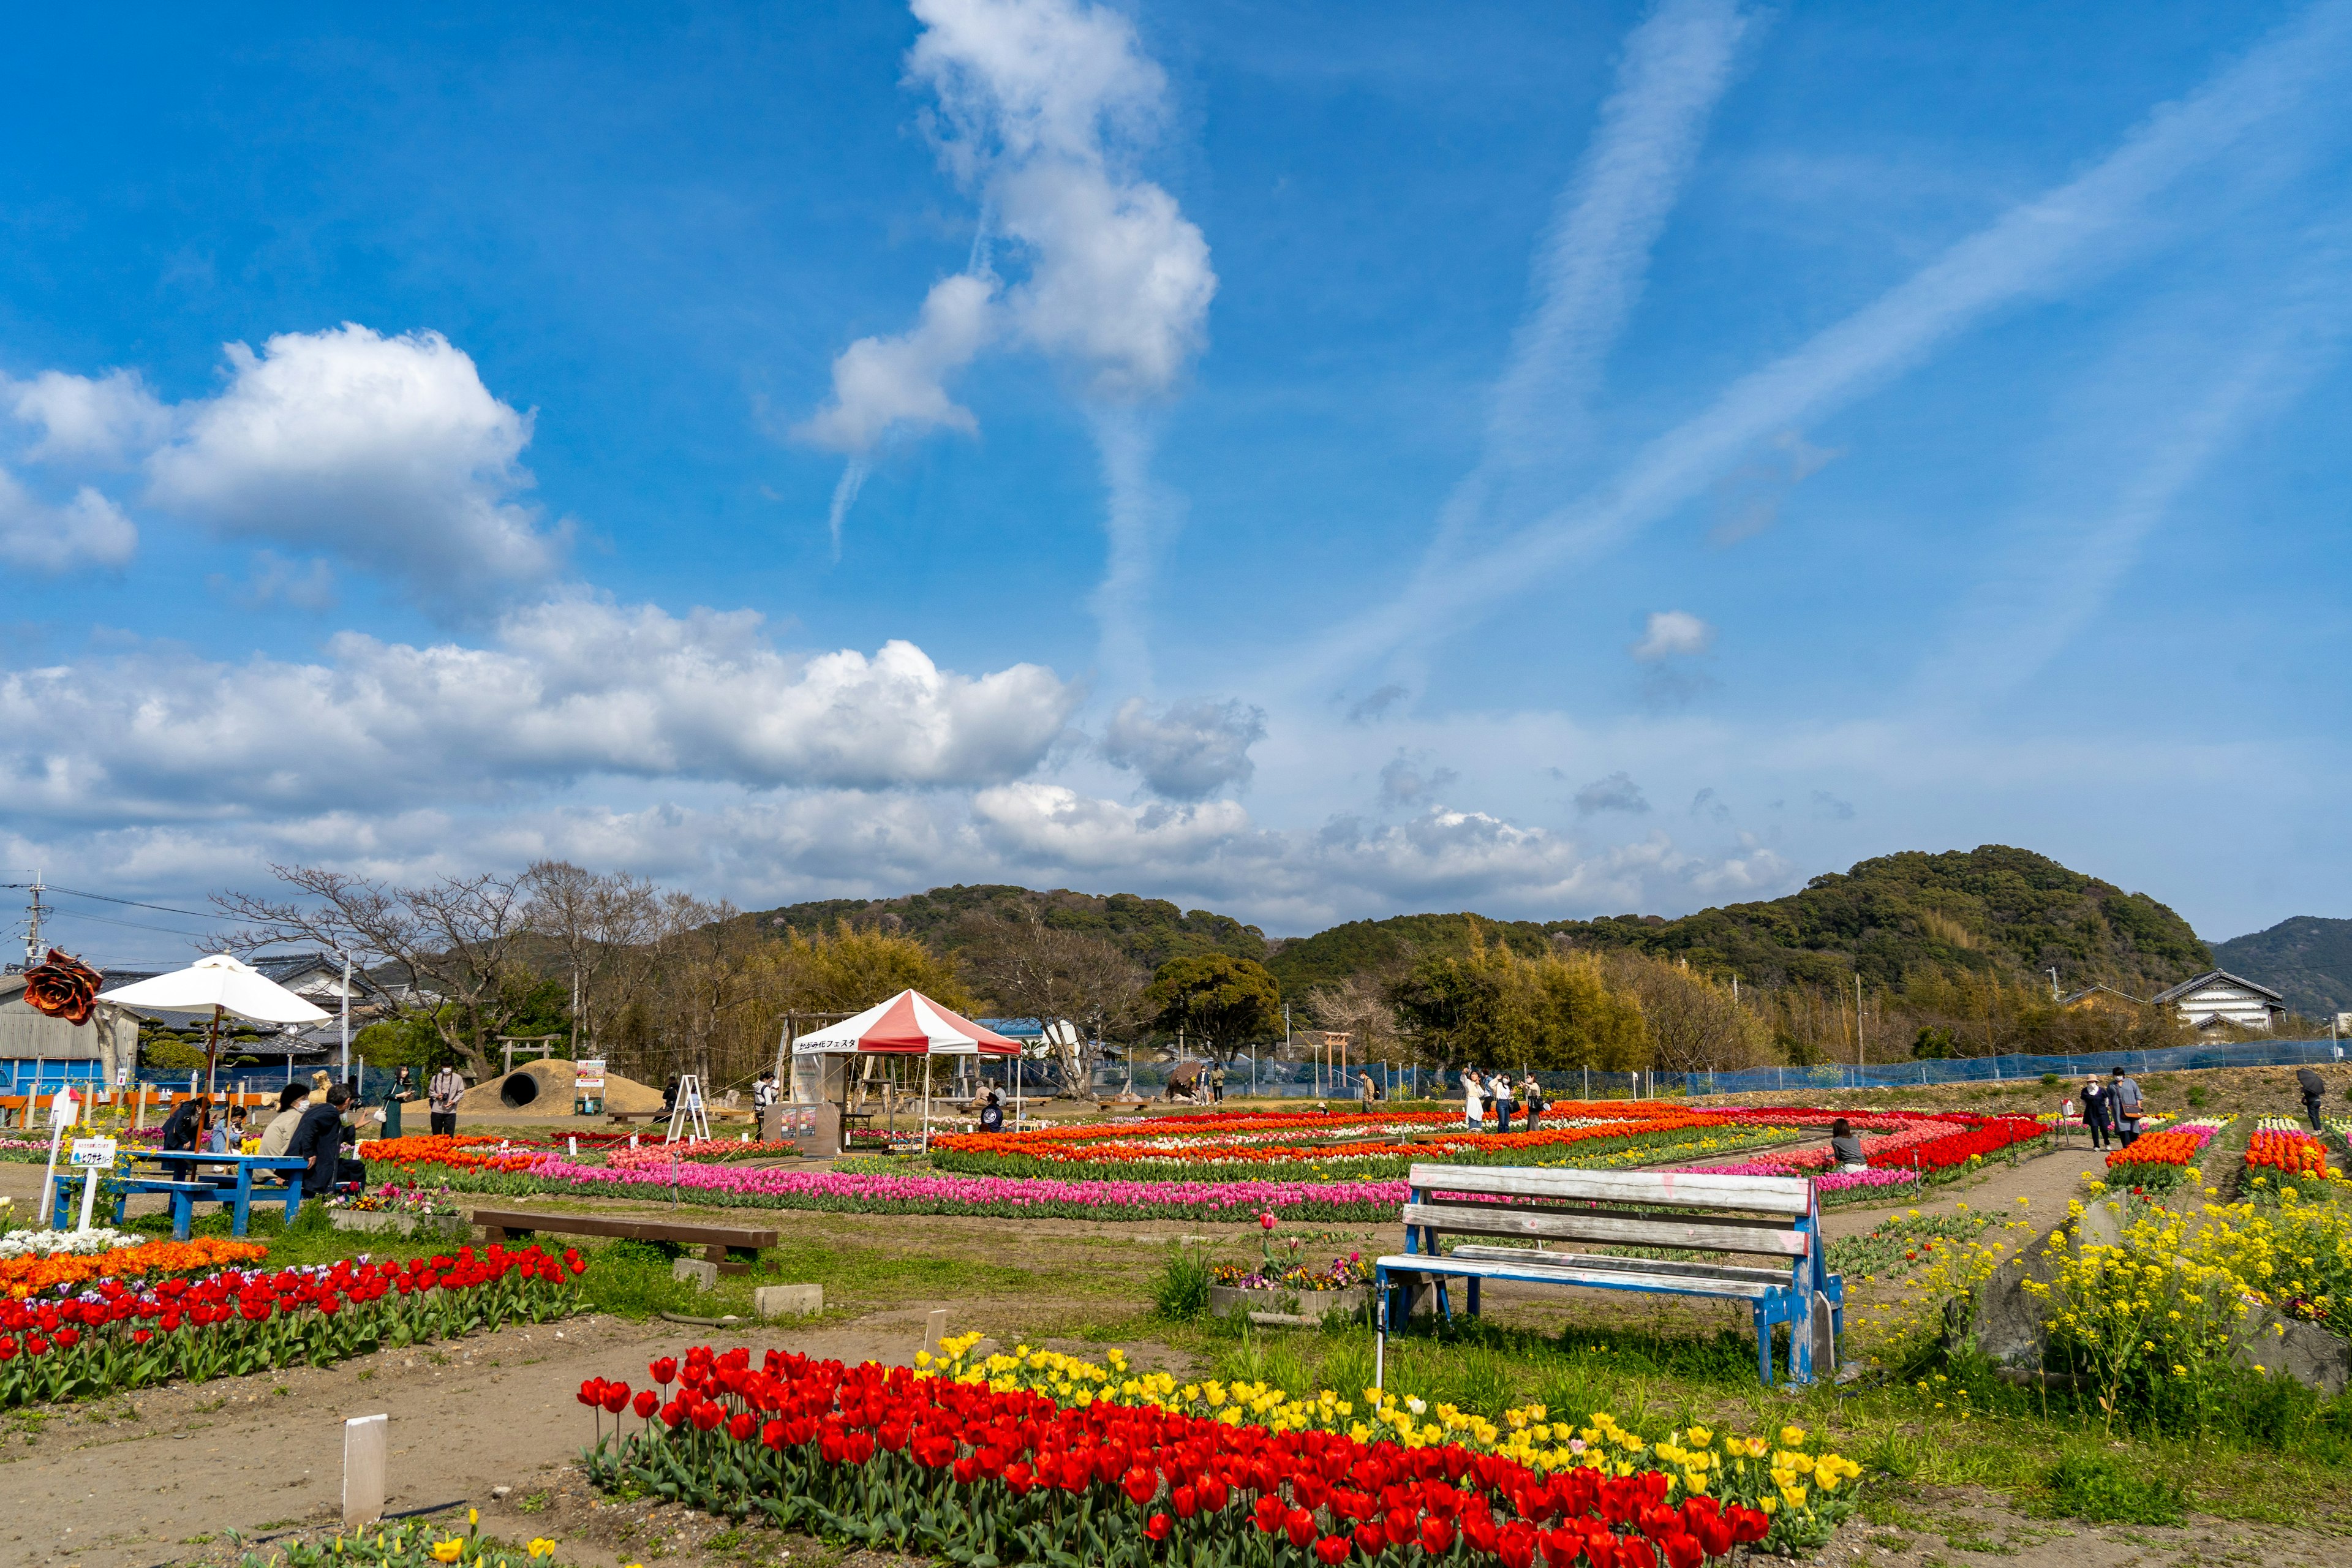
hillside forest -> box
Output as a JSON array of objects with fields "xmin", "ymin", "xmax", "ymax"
[{"xmin": 180, "ymin": 846, "xmax": 2309, "ymax": 1096}]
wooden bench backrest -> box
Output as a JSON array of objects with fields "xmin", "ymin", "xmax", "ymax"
[{"xmin": 1404, "ymin": 1162, "xmax": 1815, "ymax": 1259}]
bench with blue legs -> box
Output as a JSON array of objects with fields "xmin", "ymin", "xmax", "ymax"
[
  {"xmin": 52, "ymin": 1150, "xmax": 311, "ymax": 1240},
  {"xmin": 1373, "ymin": 1163, "xmax": 1844, "ymax": 1387}
]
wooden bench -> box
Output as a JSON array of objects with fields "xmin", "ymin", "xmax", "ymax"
[
  {"xmin": 469, "ymin": 1208, "xmax": 778, "ymax": 1275},
  {"xmin": 1374, "ymin": 1164, "xmax": 1844, "ymax": 1387}
]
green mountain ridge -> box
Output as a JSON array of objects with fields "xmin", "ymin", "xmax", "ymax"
[
  {"xmin": 2210, "ymin": 916, "xmax": 2352, "ymax": 1019},
  {"xmin": 748, "ymin": 883, "xmax": 1267, "ymax": 978},
  {"xmin": 753, "ymin": 846, "xmax": 2222, "ymax": 1009}
]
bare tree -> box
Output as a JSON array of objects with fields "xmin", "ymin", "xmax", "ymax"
[
  {"xmin": 1597, "ymin": 950, "xmax": 1768, "ymax": 1072},
  {"xmin": 521, "ymin": 861, "xmax": 663, "ymax": 1057},
  {"xmin": 213, "ymin": 865, "xmax": 535, "ymax": 1080},
  {"xmin": 1305, "ymin": 972, "xmax": 1404, "ymax": 1063},
  {"xmin": 958, "ymin": 915, "xmax": 1144, "ymax": 1101}
]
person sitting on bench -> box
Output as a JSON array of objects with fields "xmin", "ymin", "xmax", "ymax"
[
  {"xmin": 258, "ymin": 1083, "xmax": 310, "ymax": 1167},
  {"xmin": 288, "ymin": 1083, "xmax": 366, "ymax": 1197}
]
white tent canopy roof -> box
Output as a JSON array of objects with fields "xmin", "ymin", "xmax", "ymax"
[
  {"xmin": 791, "ymin": 989, "xmax": 1019, "ymax": 1057},
  {"xmin": 100, "ymin": 952, "xmax": 333, "ymax": 1026}
]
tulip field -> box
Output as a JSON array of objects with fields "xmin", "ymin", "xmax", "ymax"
[
  {"xmin": 357, "ymin": 1103, "xmax": 2049, "ymax": 1227},
  {"xmin": 575, "ymin": 1336, "xmax": 1853, "ymax": 1565},
  {"xmin": 0, "ymin": 1234, "xmax": 584, "ymax": 1409}
]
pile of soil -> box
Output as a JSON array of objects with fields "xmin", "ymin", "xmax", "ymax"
[{"xmin": 453, "ymin": 1058, "xmax": 666, "ymax": 1118}]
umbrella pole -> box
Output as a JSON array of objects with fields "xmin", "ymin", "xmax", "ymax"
[
  {"xmin": 203, "ymin": 1005, "xmax": 222, "ymax": 1101},
  {"xmin": 922, "ymin": 1055, "xmax": 932, "ymax": 1155}
]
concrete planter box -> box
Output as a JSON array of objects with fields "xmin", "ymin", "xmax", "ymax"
[
  {"xmin": 1207, "ymin": 1284, "xmax": 1370, "ymax": 1324},
  {"xmin": 329, "ymin": 1210, "xmax": 470, "ymax": 1240}
]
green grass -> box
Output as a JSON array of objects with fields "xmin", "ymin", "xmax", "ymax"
[
  {"xmin": 2041, "ymin": 1450, "xmax": 2188, "ymax": 1525},
  {"xmin": 1127, "ymin": 1310, "xmax": 2352, "ymax": 1528}
]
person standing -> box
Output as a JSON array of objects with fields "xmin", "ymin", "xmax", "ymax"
[
  {"xmin": 379, "ymin": 1067, "xmax": 417, "ymax": 1140},
  {"xmin": 287, "ymin": 1083, "xmax": 363, "ymax": 1197},
  {"xmin": 2298, "ymin": 1066, "xmax": 2328, "ymax": 1133},
  {"xmin": 2109, "ymin": 1068, "xmax": 2144, "ymax": 1148},
  {"xmin": 1487, "ymin": 1070, "xmax": 1515, "ymax": 1132},
  {"xmin": 2080, "ymin": 1076, "xmax": 2111, "ymax": 1151},
  {"xmin": 427, "ymin": 1063, "xmax": 465, "ymax": 1137},
  {"xmin": 1210, "ymin": 1063, "xmax": 1226, "ymax": 1104},
  {"xmin": 1462, "ymin": 1068, "xmax": 1485, "ymax": 1130},
  {"xmin": 1357, "ymin": 1069, "xmax": 1376, "ymax": 1109},
  {"xmin": 1520, "ymin": 1073, "xmax": 1545, "ymax": 1131}
]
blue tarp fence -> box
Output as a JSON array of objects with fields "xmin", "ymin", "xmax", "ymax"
[{"xmin": 1676, "ymin": 1038, "xmax": 2348, "ymax": 1097}]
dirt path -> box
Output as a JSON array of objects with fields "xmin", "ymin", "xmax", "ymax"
[{"xmin": 0, "ymin": 1302, "xmax": 1192, "ymax": 1568}]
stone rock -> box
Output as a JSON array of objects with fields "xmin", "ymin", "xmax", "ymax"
[
  {"xmin": 1970, "ymin": 1218, "xmax": 2076, "ymax": 1368},
  {"xmin": 2229, "ymin": 1305, "xmax": 2351, "ymax": 1395},
  {"xmin": 753, "ymin": 1283, "xmax": 823, "ymax": 1319},
  {"xmin": 672, "ymin": 1257, "xmax": 719, "ymax": 1291}
]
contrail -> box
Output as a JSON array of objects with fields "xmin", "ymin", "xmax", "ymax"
[
  {"xmin": 1088, "ymin": 407, "xmax": 1162, "ymax": 693},
  {"xmin": 1912, "ymin": 237, "xmax": 2351, "ymax": 703},
  {"xmin": 1300, "ymin": 0, "xmax": 2352, "ymax": 691},
  {"xmin": 1431, "ymin": 0, "xmax": 1754, "ymax": 564},
  {"xmin": 824, "ymin": 459, "xmax": 869, "ymax": 563}
]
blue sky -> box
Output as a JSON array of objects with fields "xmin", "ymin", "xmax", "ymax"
[{"xmin": 3, "ymin": 0, "xmax": 2348, "ymax": 967}]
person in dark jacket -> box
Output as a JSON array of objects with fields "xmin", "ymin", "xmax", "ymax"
[
  {"xmin": 2080, "ymin": 1077, "xmax": 2112, "ymax": 1150},
  {"xmin": 287, "ymin": 1084, "xmax": 363, "ymax": 1197},
  {"xmin": 1830, "ymin": 1118, "xmax": 1866, "ymax": 1170},
  {"xmin": 2299, "ymin": 1066, "xmax": 2328, "ymax": 1132},
  {"xmin": 159, "ymin": 1095, "xmax": 211, "ymax": 1153},
  {"xmin": 978, "ymin": 1089, "xmax": 1005, "ymax": 1134}
]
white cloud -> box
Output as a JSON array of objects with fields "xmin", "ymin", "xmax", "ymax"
[
  {"xmin": 146, "ymin": 323, "xmax": 565, "ymax": 608},
  {"xmin": 1629, "ymin": 609, "xmax": 1714, "ymax": 662},
  {"xmin": 0, "ymin": 466, "xmax": 137, "ymax": 572},
  {"xmin": 795, "ymin": 273, "xmax": 997, "ymax": 454},
  {"xmin": 0, "ymin": 601, "xmax": 1080, "ymax": 820},
  {"xmin": 972, "ymin": 781, "xmax": 1257, "ymax": 868},
  {"xmin": 5, "ymin": 369, "xmax": 172, "ymax": 466},
  {"xmin": 1100, "ymin": 695, "xmax": 1264, "ymax": 799},
  {"xmin": 1573, "ymin": 771, "xmax": 1651, "ymax": 816},
  {"xmin": 802, "ymin": 0, "xmax": 1215, "ymax": 620}
]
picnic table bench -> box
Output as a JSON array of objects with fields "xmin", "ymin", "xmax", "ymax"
[
  {"xmin": 470, "ymin": 1207, "xmax": 778, "ymax": 1275},
  {"xmin": 1374, "ymin": 1163, "xmax": 1844, "ymax": 1387},
  {"xmin": 52, "ymin": 1150, "xmax": 311, "ymax": 1240}
]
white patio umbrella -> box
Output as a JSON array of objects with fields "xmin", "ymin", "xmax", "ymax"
[{"xmin": 102, "ymin": 954, "xmax": 331, "ymax": 1096}]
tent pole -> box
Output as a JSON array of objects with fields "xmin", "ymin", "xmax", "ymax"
[{"xmin": 922, "ymin": 1055, "xmax": 933, "ymax": 1155}]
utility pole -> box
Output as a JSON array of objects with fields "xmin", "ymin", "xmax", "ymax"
[
  {"xmin": 1855, "ymin": 973, "xmax": 1864, "ymax": 1068},
  {"xmin": 1284, "ymin": 1003, "xmax": 1295, "ymax": 1096},
  {"xmin": 23, "ymin": 870, "xmax": 45, "ymax": 970},
  {"xmin": 340, "ymin": 951, "xmax": 352, "ymax": 1085}
]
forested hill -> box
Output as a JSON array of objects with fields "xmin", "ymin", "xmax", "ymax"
[
  {"xmin": 748, "ymin": 884, "xmax": 1267, "ymax": 973},
  {"xmin": 1553, "ymin": 846, "xmax": 2207, "ymax": 993},
  {"xmin": 2211, "ymin": 916, "xmax": 2352, "ymax": 1017},
  {"xmin": 1264, "ymin": 846, "xmax": 2209, "ymax": 997}
]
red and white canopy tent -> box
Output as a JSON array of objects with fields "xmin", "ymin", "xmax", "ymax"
[{"xmin": 790, "ymin": 989, "xmax": 1020, "ymax": 1148}]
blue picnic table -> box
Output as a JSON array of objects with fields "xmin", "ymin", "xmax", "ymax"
[{"xmin": 51, "ymin": 1149, "xmax": 311, "ymax": 1240}]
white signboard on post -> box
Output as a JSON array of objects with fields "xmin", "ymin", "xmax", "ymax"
[
  {"xmin": 576, "ymin": 1058, "xmax": 606, "ymax": 1090},
  {"xmin": 70, "ymin": 1137, "xmax": 116, "ymax": 1169}
]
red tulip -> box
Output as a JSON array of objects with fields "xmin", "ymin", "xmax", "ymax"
[
  {"xmin": 1314, "ymin": 1537, "xmax": 1352, "ymax": 1566},
  {"xmin": 1353, "ymin": 1522, "xmax": 1386, "ymax": 1555},
  {"xmin": 602, "ymin": 1383, "xmax": 630, "ymax": 1414},
  {"xmin": 1420, "ymin": 1516, "xmax": 1457, "ymax": 1554},
  {"xmin": 1286, "ymin": 1508, "xmax": 1317, "ymax": 1549},
  {"xmin": 1145, "ymin": 1513, "xmax": 1172, "ymax": 1542},
  {"xmin": 650, "ymin": 1357, "xmax": 679, "ymax": 1385},
  {"xmin": 633, "ymin": 1389, "xmax": 658, "ymax": 1419}
]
